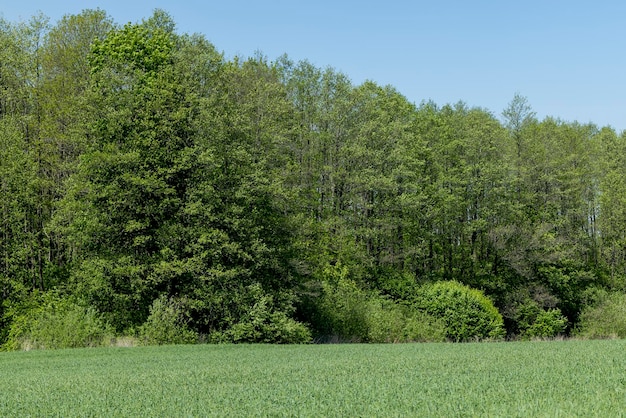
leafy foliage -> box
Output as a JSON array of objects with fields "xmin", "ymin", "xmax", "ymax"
[
  {"xmin": 576, "ymin": 291, "xmax": 626, "ymax": 338},
  {"xmin": 413, "ymin": 281, "xmax": 505, "ymax": 341},
  {"xmin": 3, "ymin": 292, "xmax": 114, "ymax": 350},
  {"xmin": 138, "ymin": 296, "xmax": 197, "ymax": 345},
  {"xmin": 523, "ymin": 309, "xmax": 568, "ymax": 339},
  {"xmin": 1, "ymin": 9, "xmax": 626, "ymax": 347},
  {"xmin": 209, "ymin": 284, "xmax": 311, "ymax": 344},
  {"xmin": 510, "ymin": 297, "xmax": 568, "ymax": 339},
  {"xmin": 306, "ymin": 265, "xmax": 445, "ymax": 343}
]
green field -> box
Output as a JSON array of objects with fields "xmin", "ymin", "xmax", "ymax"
[{"xmin": 1, "ymin": 340, "xmax": 625, "ymax": 416}]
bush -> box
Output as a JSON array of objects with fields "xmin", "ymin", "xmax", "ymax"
[
  {"xmin": 513, "ymin": 299, "xmax": 568, "ymax": 339},
  {"xmin": 413, "ymin": 281, "xmax": 505, "ymax": 342},
  {"xmin": 4, "ymin": 292, "xmax": 114, "ymax": 350},
  {"xmin": 576, "ymin": 291, "xmax": 626, "ymax": 339},
  {"xmin": 314, "ymin": 278, "xmax": 370, "ymax": 342},
  {"xmin": 210, "ymin": 284, "xmax": 311, "ymax": 344},
  {"xmin": 138, "ymin": 296, "xmax": 198, "ymax": 345},
  {"xmin": 310, "ymin": 276, "xmax": 446, "ymax": 343},
  {"xmin": 366, "ymin": 298, "xmax": 446, "ymax": 343},
  {"xmin": 523, "ymin": 309, "xmax": 568, "ymax": 339}
]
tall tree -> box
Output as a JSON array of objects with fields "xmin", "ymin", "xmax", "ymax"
[
  {"xmin": 597, "ymin": 128, "xmax": 626, "ymax": 287},
  {"xmin": 0, "ymin": 14, "xmax": 52, "ymax": 291},
  {"xmin": 56, "ymin": 16, "xmax": 193, "ymax": 327},
  {"xmin": 0, "ymin": 117, "xmax": 38, "ymax": 302},
  {"xmin": 55, "ymin": 14, "xmax": 301, "ymax": 334},
  {"xmin": 181, "ymin": 54, "xmax": 303, "ymax": 333},
  {"xmin": 341, "ymin": 81, "xmax": 418, "ymax": 276},
  {"xmin": 279, "ymin": 59, "xmax": 368, "ymax": 278},
  {"xmin": 414, "ymin": 102, "xmax": 510, "ymax": 284}
]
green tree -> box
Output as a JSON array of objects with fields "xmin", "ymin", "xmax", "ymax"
[
  {"xmin": 0, "ymin": 11, "xmax": 112, "ymax": 302},
  {"xmin": 597, "ymin": 128, "xmax": 626, "ymax": 287},
  {"xmin": 0, "ymin": 14, "xmax": 51, "ymax": 292},
  {"xmin": 39, "ymin": 9, "xmax": 113, "ymax": 161},
  {"xmin": 182, "ymin": 54, "xmax": 304, "ymax": 335},
  {"xmin": 278, "ymin": 59, "xmax": 368, "ymax": 279},
  {"xmin": 496, "ymin": 96, "xmax": 602, "ymax": 330},
  {"xmin": 56, "ymin": 16, "xmax": 196, "ymax": 328},
  {"xmin": 55, "ymin": 17, "xmax": 306, "ymax": 339},
  {"xmin": 413, "ymin": 102, "xmax": 510, "ymax": 285},
  {"xmin": 0, "ymin": 118, "xmax": 39, "ymax": 343},
  {"xmin": 342, "ymin": 82, "xmax": 418, "ymax": 275}
]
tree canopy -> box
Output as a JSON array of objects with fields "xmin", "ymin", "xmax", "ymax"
[{"xmin": 1, "ymin": 9, "xmax": 625, "ymax": 348}]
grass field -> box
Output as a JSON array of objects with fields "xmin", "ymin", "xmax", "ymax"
[{"xmin": 1, "ymin": 340, "xmax": 625, "ymax": 416}]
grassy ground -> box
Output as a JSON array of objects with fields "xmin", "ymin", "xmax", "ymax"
[{"xmin": 1, "ymin": 339, "xmax": 625, "ymax": 416}]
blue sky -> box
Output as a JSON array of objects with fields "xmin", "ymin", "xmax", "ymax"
[{"xmin": 3, "ymin": 1, "xmax": 625, "ymax": 132}]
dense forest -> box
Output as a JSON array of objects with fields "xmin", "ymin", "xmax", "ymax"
[{"xmin": 2, "ymin": 9, "xmax": 626, "ymax": 349}]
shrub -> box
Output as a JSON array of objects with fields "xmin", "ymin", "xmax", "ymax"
[
  {"xmin": 4, "ymin": 292, "xmax": 114, "ymax": 350},
  {"xmin": 401, "ymin": 311, "xmax": 448, "ymax": 343},
  {"xmin": 513, "ymin": 299, "xmax": 568, "ymax": 339},
  {"xmin": 523, "ymin": 308, "xmax": 568, "ymax": 339},
  {"xmin": 366, "ymin": 298, "xmax": 446, "ymax": 343},
  {"xmin": 413, "ymin": 281, "xmax": 505, "ymax": 342},
  {"xmin": 314, "ymin": 278, "xmax": 370, "ymax": 342},
  {"xmin": 211, "ymin": 284, "xmax": 312, "ymax": 344},
  {"xmin": 513, "ymin": 300, "xmax": 542, "ymax": 333},
  {"xmin": 310, "ymin": 276, "xmax": 445, "ymax": 343},
  {"xmin": 138, "ymin": 296, "xmax": 198, "ymax": 345},
  {"xmin": 576, "ymin": 291, "xmax": 626, "ymax": 339}
]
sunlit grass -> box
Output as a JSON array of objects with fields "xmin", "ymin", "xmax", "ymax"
[{"xmin": 1, "ymin": 340, "xmax": 625, "ymax": 416}]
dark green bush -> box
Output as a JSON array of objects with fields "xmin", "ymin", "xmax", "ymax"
[
  {"xmin": 512, "ymin": 299, "xmax": 567, "ymax": 339},
  {"xmin": 138, "ymin": 296, "xmax": 198, "ymax": 345},
  {"xmin": 4, "ymin": 292, "xmax": 114, "ymax": 350},
  {"xmin": 576, "ymin": 291, "xmax": 626, "ymax": 339},
  {"xmin": 211, "ymin": 284, "xmax": 312, "ymax": 344},
  {"xmin": 314, "ymin": 277, "xmax": 370, "ymax": 342},
  {"xmin": 366, "ymin": 298, "xmax": 446, "ymax": 343},
  {"xmin": 513, "ymin": 300, "xmax": 543, "ymax": 333},
  {"xmin": 413, "ymin": 281, "xmax": 505, "ymax": 342},
  {"xmin": 310, "ymin": 274, "xmax": 446, "ymax": 343},
  {"xmin": 523, "ymin": 308, "xmax": 567, "ymax": 339}
]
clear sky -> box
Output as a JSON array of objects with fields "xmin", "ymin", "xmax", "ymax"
[{"xmin": 3, "ymin": 1, "xmax": 625, "ymax": 132}]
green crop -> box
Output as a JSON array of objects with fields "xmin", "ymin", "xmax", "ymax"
[{"xmin": 1, "ymin": 340, "xmax": 625, "ymax": 416}]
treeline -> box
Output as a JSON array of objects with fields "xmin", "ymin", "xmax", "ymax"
[{"xmin": 1, "ymin": 9, "xmax": 626, "ymax": 349}]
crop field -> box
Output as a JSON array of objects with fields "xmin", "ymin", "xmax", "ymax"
[{"xmin": 1, "ymin": 340, "xmax": 625, "ymax": 416}]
